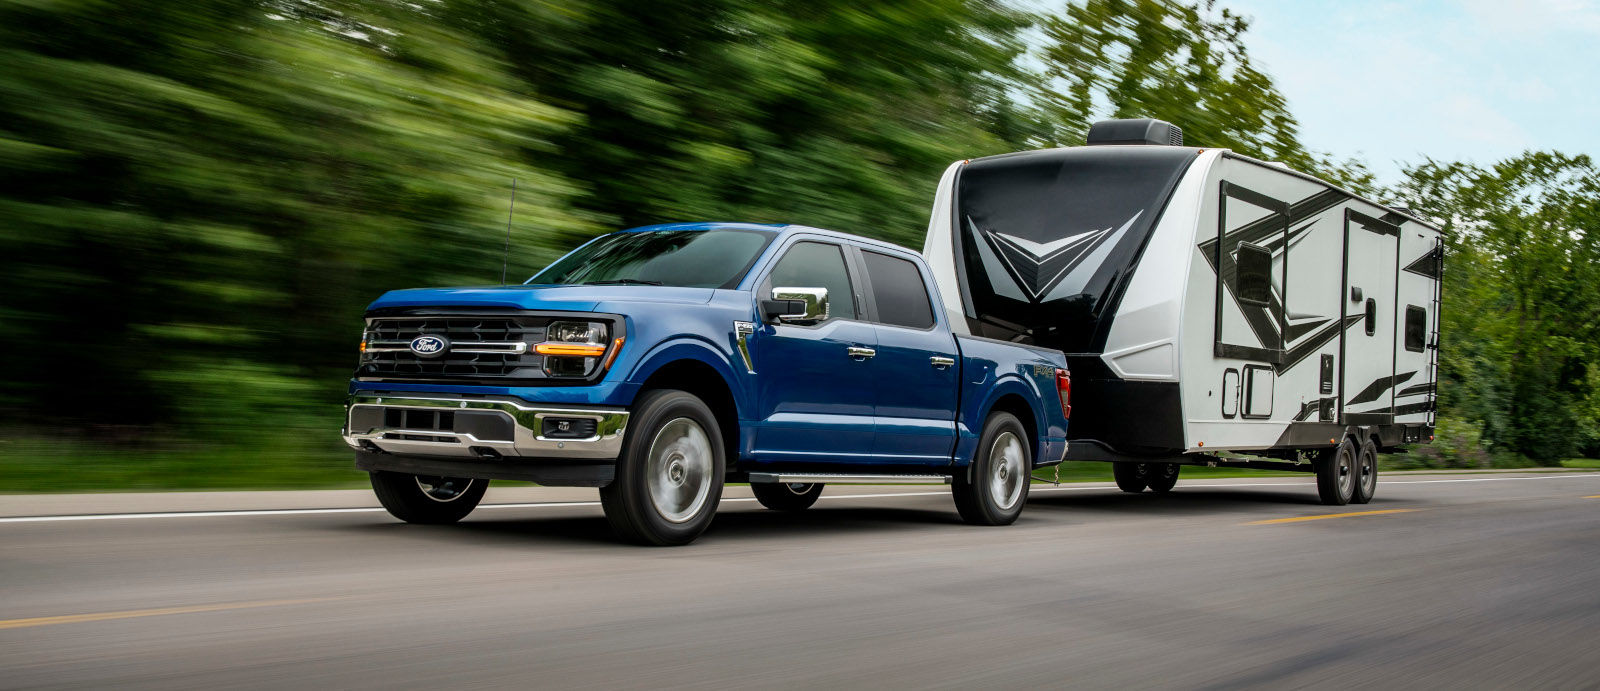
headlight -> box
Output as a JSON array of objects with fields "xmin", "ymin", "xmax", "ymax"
[
  {"xmin": 546, "ymin": 321, "xmax": 607, "ymax": 345},
  {"xmin": 539, "ymin": 321, "xmax": 612, "ymax": 377}
]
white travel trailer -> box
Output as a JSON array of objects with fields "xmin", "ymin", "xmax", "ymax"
[{"xmin": 921, "ymin": 119, "xmax": 1442, "ymax": 505}]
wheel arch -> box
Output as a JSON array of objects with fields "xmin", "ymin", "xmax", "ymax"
[
  {"xmin": 633, "ymin": 351, "xmax": 743, "ymax": 468},
  {"xmin": 966, "ymin": 375, "xmax": 1044, "ymax": 472}
]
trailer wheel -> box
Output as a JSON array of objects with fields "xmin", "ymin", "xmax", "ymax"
[
  {"xmin": 370, "ymin": 471, "xmax": 487, "ymax": 524},
  {"xmin": 751, "ymin": 482, "xmax": 824, "ymax": 511},
  {"xmin": 1352, "ymin": 438, "xmax": 1379, "ymax": 504},
  {"xmin": 952, "ymin": 412, "xmax": 1031, "ymax": 526},
  {"xmin": 1112, "ymin": 462, "xmax": 1149, "ymax": 493},
  {"xmin": 1316, "ymin": 438, "xmax": 1358, "ymax": 506},
  {"xmin": 600, "ymin": 389, "xmax": 725, "ymax": 546},
  {"xmin": 1146, "ymin": 463, "xmax": 1180, "ymax": 493}
]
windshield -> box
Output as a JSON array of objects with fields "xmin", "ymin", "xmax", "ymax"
[{"xmin": 528, "ymin": 229, "xmax": 775, "ymax": 289}]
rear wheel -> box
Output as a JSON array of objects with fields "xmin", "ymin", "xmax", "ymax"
[
  {"xmin": 600, "ymin": 389, "xmax": 725, "ymax": 546},
  {"xmin": 370, "ymin": 471, "xmax": 487, "ymax": 524},
  {"xmin": 1112, "ymin": 462, "xmax": 1149, "ymax": 493},
  {"xmin": 751, "ymin": 482, "xmax": 824, "ymax": 511},
  {"xmin": 953, "ymin": 412, "xmax": 1031, "ymax": 526},
  {"xmin": 1352, "ymin": 437, "xmax": 1379, "ymax": 504},
  {"xmin": 1317, "ymin": 438, "xmax": 1358, "ymax": 506},
  {"xmin": 1146, "ymin": 463, "xmax": 1180, "ymax": 493}
]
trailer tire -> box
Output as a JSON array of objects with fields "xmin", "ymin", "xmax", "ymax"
[
  {"xmin": 1112, "ymin": 462, "xmax": 1149, "ymax": 493},
  {"xmin": 751, "ymin": 482, "xmax": 824, "ymax": 511},
  {"xmin": 1146, "ymin": 463, "xmax": 1180, "ymax": 493},
  {"xmin": 953, "ymin": 412, "xmax": 1031, "ymax": 526},
  {"xmin": 1352, "ymin": 437, "xmax": 1379, "ymax": 504},
  {"xmin": 600, "ymin": 389, "xmax": 725, "ymax": 546},
  {"xmin": 370, "ymin": 471, "xmax": 487, "ymax": 524},
  {"xmin": 1317, "ymin": 438, "xmax": 1358, "ymax": 506}
]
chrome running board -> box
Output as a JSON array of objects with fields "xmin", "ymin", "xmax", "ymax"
[{"xmin": 747, "ymin": 472, "xmax": 951, "ymax": 485}]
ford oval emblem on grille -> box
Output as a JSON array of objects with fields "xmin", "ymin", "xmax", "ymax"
[{"xmin": 409, "ymin": 334, "xmax": 450, "ymax": 358}]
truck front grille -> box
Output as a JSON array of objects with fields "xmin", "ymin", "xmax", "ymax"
[{"xmin": 359, "ymin": 315, "xmax": 547, "ymax": 381}]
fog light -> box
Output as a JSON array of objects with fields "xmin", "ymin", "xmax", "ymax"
[{"xmin": 543, "ymin": 417, "xmax": 597, "ymax": 439}]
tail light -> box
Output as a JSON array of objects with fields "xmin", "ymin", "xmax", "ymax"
[{"xmin": 1055, "ymin": 368, "xmax": 1071, "ymax": 419}]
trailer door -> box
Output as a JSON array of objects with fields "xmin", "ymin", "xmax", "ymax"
[{"xmin": 1340, "ymin": 211, "xmax": 1400, "ymax": 425}]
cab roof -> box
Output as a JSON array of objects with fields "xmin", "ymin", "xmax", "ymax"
[{"xmin": 618, "ymin": 222, "xmax": 918, "ymax": 257}]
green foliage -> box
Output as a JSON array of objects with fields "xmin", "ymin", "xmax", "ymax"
[
  {"xmin": 1393, "ymin": 153, "xmax": 1600, "ymax": 463},
  {"xmin": 1036, "ymin": 0, "xmax": 1377, "ymax": 194},
  {"xmin": 1385, "ymin": 417, "xmax": 1491, "ymax": 469}
]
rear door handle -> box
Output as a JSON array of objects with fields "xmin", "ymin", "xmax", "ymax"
[
  {"xmin": 847, "ymin": 346, "xmax": 876, "ymax": 360},
  {"xmin": 930, "ymin": 356, "xmax": 955, "ymax": 369}
]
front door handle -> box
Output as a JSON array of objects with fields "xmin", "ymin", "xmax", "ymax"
[
  {"xmin": 930, "ymin": 356, "xmax": 955, "ymax": 369},
  {"xmin": 847, "ymin": 346, "xmax": 876, "ymax": 360}
]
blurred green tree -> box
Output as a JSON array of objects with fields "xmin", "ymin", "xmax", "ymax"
[
  {"xmin": 0, "ymin": 0, "xmax": 590, "ymax": 436},
  {"xmin": 1394, "ymin": 152, "xmax": 1600, "ymax": 463},
  {"xmin": 1037, "ymin": 0, "xmax": 1376, "ymax": 193}
]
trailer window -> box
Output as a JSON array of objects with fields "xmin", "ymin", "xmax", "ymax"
[
  {"xmin": 862, "ymin": 251, "xmax": 935, "ymax": 329},
  {"xmin": 1234, "ymin": 243, "xmax": 1272, "ymax": 307},
  {"xmin": 1405, "ymin": 305, "xmax": 1427, "ymax": 352}
]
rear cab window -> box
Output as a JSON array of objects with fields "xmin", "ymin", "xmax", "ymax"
[{"xmin": 862, "ymin": 250, "xmax": 935, "ymax": 330}]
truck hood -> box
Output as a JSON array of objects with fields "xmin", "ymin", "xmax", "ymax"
[{"xmin": 367, "ymin": 285, "xmax": 718, "ymax": 312}]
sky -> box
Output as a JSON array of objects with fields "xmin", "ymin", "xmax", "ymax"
[{"xmin": 1222, "ymin": 0, "xmax": 1600, "ymax": 184}]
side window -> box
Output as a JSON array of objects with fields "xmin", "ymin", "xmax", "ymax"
[
  {"xmin": 1405, "ymin": 305, "xmax": 1426, "ymax": 351},
  {"xmin": 766, "ymin": 241, "xmax": 856, "ymax": 320},
  {"xmin": 862, "ymin": 250, "xmax": 935, "ymax": 329},
  {"xmin": 1235, "ymin": 243, "xmax": 1273, "ymax": 307}
]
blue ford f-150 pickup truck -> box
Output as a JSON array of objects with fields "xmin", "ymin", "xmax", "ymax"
[{"xmin": 343, "ymin": 222, "xmax": 1070, "ymax": 544}]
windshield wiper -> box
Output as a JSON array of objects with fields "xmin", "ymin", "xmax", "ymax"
[{"xmin": 582, "ymin": 279, "xmax": 664, "ymax": 286}]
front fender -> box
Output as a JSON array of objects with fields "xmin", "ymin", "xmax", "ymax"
[{"xmin": 626, "ymin": 336, "xmax": 751, "ymax": 417}]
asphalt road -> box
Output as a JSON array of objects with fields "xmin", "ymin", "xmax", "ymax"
[{"xmin": 3, "ymin": 472, "xmax": 1599, "ymax": 689}]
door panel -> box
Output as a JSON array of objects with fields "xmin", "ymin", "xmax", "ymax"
[
  {"xmin": 870, "ymin": 325, "xmax": 959, "ymax": 461},
  {"xmin": 856, "ymin": 249, "xmax": 959, "ymax": 463},
  {"xmin": 1341, "ymin": 211, "xmax": 1400, "ymax": 425},
  {"xmin": 750, "ymin": 240, "xmax": 876, "ymax": 462},
  {"xmin": 750, "ymin": 319, "xmax": 877, "ymax": 461}
]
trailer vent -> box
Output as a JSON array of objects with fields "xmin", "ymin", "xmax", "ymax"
[{"xmin": 1086, "ymin": 118, "xmax": 1183, "ymax": 146}]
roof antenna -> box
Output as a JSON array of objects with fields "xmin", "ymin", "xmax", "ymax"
[{"xmin": 501, "ymin": 178, "xmax": 517, "ymax": 285}]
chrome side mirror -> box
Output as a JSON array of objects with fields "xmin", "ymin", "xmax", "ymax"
[{"xmin": 764, "ymin": 287, "xmax": 829, "ymax": 324}]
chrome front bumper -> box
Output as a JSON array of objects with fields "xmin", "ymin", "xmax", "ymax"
[{"xmin": 341, "ymin": 393, "xmax": 629, "ymax": 460}]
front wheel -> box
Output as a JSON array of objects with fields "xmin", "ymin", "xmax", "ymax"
[
  {"xmin": 370, "ymin": 471, "xmax": 487, "ymax": 524},
  {"xmin": 600, "ymin": 389, "xmax": 725, "ymax": 546},
  {"xmin": 751, "ymin": 482, "xmax": 824, "ymax": 511},
  {"xmin": 953, "ymin": 412, "xmax": 1031, "ymax": 526}
]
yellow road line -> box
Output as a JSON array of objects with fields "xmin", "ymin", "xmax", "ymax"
[
  {"xmin": 1247, "ymin": 509, "xmax": 1418, "ymax": 525},
  {"xmin": 0, "ymin": 597, "xmax": 338, "ymax": 631},
  {"xmin": 1584, "ymin": 495, "xmax": 1600, "ymax": 499}
]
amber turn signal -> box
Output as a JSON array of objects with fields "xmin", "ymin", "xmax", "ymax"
[
  {"xmin": 534, "ymin": 342, "xmax": 607, "ymax": 357},
  {"xmin": 601, "ymin": 337, "xmax": 625, "ymax": 370}
]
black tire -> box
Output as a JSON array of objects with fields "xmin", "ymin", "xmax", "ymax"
[
  {"xmin": 600, "ymin": 389, "xmax": 725, "ymax": 546},
  {"xmin": 369, "ymin": 470, "xmax": 487, "ymax": 524},
  {"xmin": 1146, "ymin": 462, "xmax": 1180, "ymax": 493},
  {"xmin": 1112, "ymin": 462, "xmax": 1149, "ymax": 493},
  {"xmin": 1352, "ymin": 437, "xmax": 1379, "ymax": 504},
  {"xmin": 953, "ymin": 412, "xmax": 1031, "ymax": 526},
  {"xmin": 751, "ymin": 482, "xmax": 824, "ymax": 511},
  {"xmin": 1317, "ymin": 438, "xmax": 1358, "ymax": 506}
]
